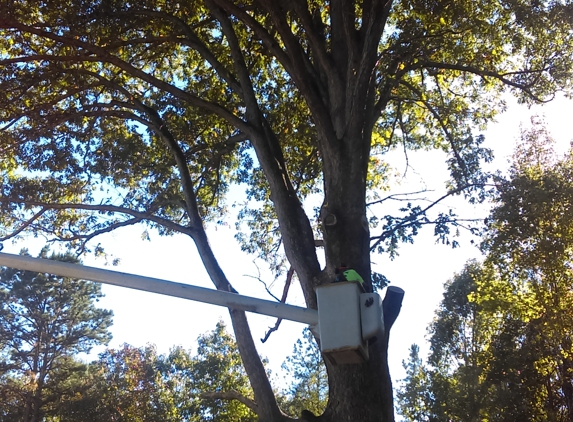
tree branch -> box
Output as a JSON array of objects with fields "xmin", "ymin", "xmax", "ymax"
[
  {"xmin": 0, "ymin": 208, "xmax": 47, "ymax": 242},
  {"xmin": 200, "ymin": 390, "xmax": 258, "ymax": 413},
  {"xmin": 205, "ymin": 1, "xmax": 260, "ymax": 116},
  {"xmin": 290, "ymin": 0, "xmax": 332, "ymax": 78},
  {"xmin": 243, "ymin": 261, "xmax": 281, "ymax": 302},
  {"xmin": 1, "ymin": 20, "xmax": 253, "ymax": 135},
  {"xmin": 370, "ymin": 55, "xmax": 405, "ymax": 129},
  {"xmin": 260, "ymin": 266, "xmax": 294, "ymax": 343},
  {"xmin": 119, "ymin": 9, "xmax": 243, "ymax": 96},
  {"xmin": 399, "ymin": 79, "xmax": 470, "ymax": 181},
  {"xmin": 184, "ymin": 132, "xmax": 248, "ymax": 159},
  {"xmin": 50, "ymin": 217, "xmax": 144, "ymax": 256},
  {"xmin": 370, "ymin": 184, "xmax": 489, "ymax": 250},
  {"xmin": 354, "ymin": 0, "xmax": 395, "ymax": 112},
  {"xmin": 366, "ymin": 189, "xmax": 434, "ymax": 206},
  {"xmin": 210, "ymin": 0, "xmax": 293, "ymax": 73},
  {"xmin": 0, "ymin": 198, "xmax": 195, "ymax": 237},
  {"xmin": 416, "ymin": 60, "xmax": 554, "ymax": 102},
  {"xmin": 253, "ymin": 1, "xmax": 335, "ymax": 142},
  {"xmin": 134, "ymin": 85, "xmax": 285, "ymax": 421}
]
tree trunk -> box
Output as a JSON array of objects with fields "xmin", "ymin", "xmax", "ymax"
[
  {"xmin": 299, "ymin": 128, "xmax": 396, "ymax": 422},
  {"xmin": 191, "ymin": 3, "xmax": 396, "ymax": 419},
  {"xmin": 30, "ymin": 380, "xmax": 44, "ymax": 422},
  {"xmin": 321, "ymin": 339, "xmax": 395, "ymax": 422}
]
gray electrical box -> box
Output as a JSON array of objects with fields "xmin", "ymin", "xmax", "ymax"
[{"xmin": 316, "ymin": 282, "xmax": 368, "ymax": 364}]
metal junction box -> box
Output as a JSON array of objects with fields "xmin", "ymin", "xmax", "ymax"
[{"xmin": 316, "ymin": 282, "xmax": 368, "ymax": 364}]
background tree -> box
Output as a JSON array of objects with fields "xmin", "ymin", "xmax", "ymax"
[
  {"xmin": 190, "ymin": 321, "xmax": 258, "ymax": 422},
  {"xmin": 396, "ymin": 262, "xmax": 496, "ymax": 422},
  {"xmin": 56, "ymin": 322, "xmax": 257, "ymax": 422},
  {"xmin": 1, "ymin": 1, "xmax": 573, "ymax": 420},
  {"xmin": 0, "ymin": 248, "xmax": 113, "ymax": 422},
  {"xmin": 395, "ymin": 344, "xmax": 431, "ymax": 422},
  {"xmin": 66, "ymin": 344, "xmax": 182, "ymax": 422},
  {"xmin": 279, "ymin": 327, "xmax": 328, "ymax": 418},
  {"xmin": 482, "ymin": 119, "xmax": 573, "ymax": 422},
  {"xmin": 398, "ymin": 122, "xmax": 573, "ymax": 422}
]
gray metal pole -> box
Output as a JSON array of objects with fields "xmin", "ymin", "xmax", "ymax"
[{"xmin": 0, "ymin": 252, "xmax": 318, "ymax": 326}]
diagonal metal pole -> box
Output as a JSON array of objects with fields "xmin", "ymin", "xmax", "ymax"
[{"xmin": 0, "ymin": 252, "xmax": 318, "ymax": 326}]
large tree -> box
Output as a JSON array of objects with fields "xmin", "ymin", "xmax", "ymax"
[
  {"xmin": 482, "ymin": 120, "xmax": 573, "ymax": 422},
  {"xmin": 0, "ymin": 1, "xmax": 572, "ymax": 420},
  {"xmin": 0, "ymin": 249, "xmax": 113, "ymax": 422},
  {"xmin": 398, "ymin": 123, "xmax": 573, "ymax": 422}
]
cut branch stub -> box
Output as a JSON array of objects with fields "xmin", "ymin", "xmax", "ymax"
[{"xmin": 382, "ymin": 286, "xmax": 405, "ymax": 334}]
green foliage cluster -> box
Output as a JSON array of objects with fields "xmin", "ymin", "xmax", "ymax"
[
  {"xmin": 54, "ymin": 322, "xmax": 258, "ymax": 422},
  {"xmin": 397, "ymin": 122, "xmax": 573, "ymax": 421},
  {"xmin": 0, "ymin": 0, "xmax": 571, "ymax": 261},
  {"xmin": 279, "ymin": 327, "xmax": 328, "ymax": 418},
  {"xmin": 57, "ymin": 322, "xmax": 327, "ymax": 422}
]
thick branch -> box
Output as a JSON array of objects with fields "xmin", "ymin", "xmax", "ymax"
[
  {"xmin": 136, "ymin": 104, "xmax": 205, "ymax": 230},
  {"xmin": 200, "ymin": 390, "xmax": 258, "ymax": 413},
  {"xmin": 206, "ymin": 1, "xmax": 260, "ymax": 116},
  {"xmin": 290, "ymin": 0, "xmax": 333, "ymax": 78},
  {"xmin": 0, "ymin": 199, "xmax": 194, "ymax": 236},
  {"xmin": 210, "ymin": 0, "xmax": 293, "ymax": 73},
  {"xmin": 253, "ymin": 1, "xmax": 335, "ymax": 143},
  {"xmin": 135, "ymin": 100, "xmax": 284, "ymax": 420},
  {"xmin": 229, "ymin": 309, "xmax": 285, "ymax": 421},
  {"xmin": 353, "ymin": 0, "xmax": 395, "ymax": 116}
]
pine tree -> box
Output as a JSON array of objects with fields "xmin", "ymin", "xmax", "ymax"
[
  {"xmin": 396, "ymin": 344, "xmax": 430, "ymax": 422},
  {"xmin": 280, "ymin": 327, "xmax": 328, "ymax": 418},
  {"xmin": 0, "ymin": 248, "xmax": 113, "ymax": 422}
]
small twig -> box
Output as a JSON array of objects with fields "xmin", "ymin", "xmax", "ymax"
[
  {"xmin": 243, "ymin": 261, "xmax": 281, "ymax": 302},
  {"xmin": 261, "ymin": 267, "xmax": 294, "ymax": 343},
  {"xmin": 367, "ymin": 189, "xmax": 434, "ymax": 206},
  {"xmin": 0, "ymin": 208, "xmax": 48, "ymax": 242}
]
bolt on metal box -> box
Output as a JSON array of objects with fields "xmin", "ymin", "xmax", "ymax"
[
  {"xmin": 360, "ymin": 292, "xmax": 384, "ymax": 342},
  {"xmin": 316, "ymin": 282, "xmax": 368, "ymax": 364}
]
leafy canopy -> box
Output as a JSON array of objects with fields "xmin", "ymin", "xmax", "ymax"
[
  {"xmin": 54, "ymin": 322, "xmax": 258, "ymax": 422},
  {"xmin": 0, "ymin": 0, "xmax": 571, "ymax": 261}
]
